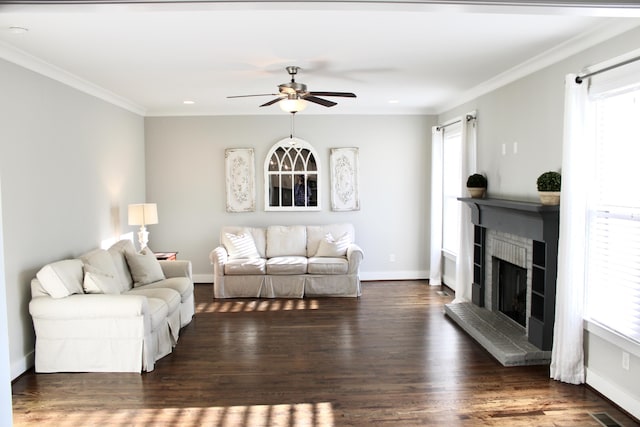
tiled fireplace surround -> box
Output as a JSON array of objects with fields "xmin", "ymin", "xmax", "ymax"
[
  {"xmin": 445, "ymin": 198, "xmax": 560, "ymax": 366},
  {"xmin": 485, "ymin": 229, "xmax": 533, "ymax": 329}
]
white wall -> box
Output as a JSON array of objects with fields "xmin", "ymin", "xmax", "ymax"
[
  {"xmin": 0, "ymin": 58, "xmax": 146, "ymax": 380},
  {"xmin": 144, "ymin": 114, "xmax": 436, "ymax": 282},
  {"xmin": 0, "ymin": 179, "xmax": 13, "ymax": 427},
  {"xmin": 438, "ymin": 26, "xmax": 640, "ymax": 418}
]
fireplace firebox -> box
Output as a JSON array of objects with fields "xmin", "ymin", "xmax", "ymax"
[{"xmin": 495, "ymin": 259, "xmax": 527, "ymax": 328}]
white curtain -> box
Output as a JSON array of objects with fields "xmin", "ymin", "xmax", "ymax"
[
  {"xmin": 429, "ymin": 126, "xmax": 444, "ymax": 286},
  {"xmin": 550, "ymin": 74, "xmax": 592, "ymax": 384},
  {"xmin": 453, "ymin": 116, "xmax": 477, "ymax": 303}
]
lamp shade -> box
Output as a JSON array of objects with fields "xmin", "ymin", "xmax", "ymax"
[
  {"xmin": 128, "ymin": 203, "xmax": 158, "ymax": 226},
  {"xmin": 279, "ymin": 98, "xmax": 307, "ymax": 113}
]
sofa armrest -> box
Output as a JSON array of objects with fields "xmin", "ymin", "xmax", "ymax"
[
  {"xmin": 346, "ymin": 243, "xmax": 364, "ymax": 274},
  {"xmin": 29, "ymin": 294, "xmax": 149, "ymax": 319},
  {"xmin": 209, "ymin": 246, "xmax": 228, "ymax": 278},
  {"xmin": 159, "ymin": 260, "xmax": 192, "ymax": 280}
]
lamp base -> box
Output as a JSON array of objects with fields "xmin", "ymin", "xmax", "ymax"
[{"xmin": 137, "ymin": 226, "xmax": 149, "ymax": 251}]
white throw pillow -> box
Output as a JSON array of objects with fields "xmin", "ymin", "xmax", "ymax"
[
  {"xmin": 83, "ymin": 265, "xmax": 122, "ymax": 294},
  {"xmin": 223, "ymin": 232, "xmax": 260, "ymax": 259},
  {"xmin": 80, "ymin": 248, "xmax": 122, "ymax": 286},
  {"xmin": 314, "ymin": 232, "xmax": 351, "ymax": 257},
  {"xmin": 125, "ymin": 248, "xmax": 166, "ymax": 287},
  {"xmin": 36, "ymin": 259, "xmax": 85, "ymax": 298}
]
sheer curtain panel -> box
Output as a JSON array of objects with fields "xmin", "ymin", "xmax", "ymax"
[
  {"xmin": 550, "ymin": 74, "xmax": 592, "ymax": 384},
  {"xmin": 453, "ymin": 116, "xmax": 477, "ymax": 303}
]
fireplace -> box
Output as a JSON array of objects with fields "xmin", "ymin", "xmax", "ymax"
[{"xmin": 458, "ymin": 198, "xmax": 559, "ymax": 351}]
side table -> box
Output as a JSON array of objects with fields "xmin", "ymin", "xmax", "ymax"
[{"xmin": 155, "ymin": 252, "xmax": 177, "ymax": 261}]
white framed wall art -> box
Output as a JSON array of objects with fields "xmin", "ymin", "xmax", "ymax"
[
  {"xmin": 330, "ymin": 147, "xmax": 360, "ymax": 211},
  {"xmin": 225, "ymin": 148, "xmax": 255, "ymax": 212}
]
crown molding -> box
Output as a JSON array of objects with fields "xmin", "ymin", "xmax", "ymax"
[
  {"xmin": 0, "ymin": 41, "xmax": 146, "ymax": 116},
  {"xmin": 436, "ymin": 18, "xmax": 640, "ymax": 114}
]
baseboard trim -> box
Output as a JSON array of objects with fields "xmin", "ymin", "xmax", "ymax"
[
  {"xmin": 586, "ymin": 367, "xmax": 640, "ymax": 421},
  {"xmin": 360, "ymin": 270, "xmax": 428, "ymax": 281},
  {"xmin": 12, "ymin": 350, "xmax": 34, "ymax": 381},
  {"xmin": 193, "ymin": 273, "xmax": 214, "ymax": 284}
]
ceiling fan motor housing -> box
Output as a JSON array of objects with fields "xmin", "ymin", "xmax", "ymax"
[{"xmin": 279, "ymin": 81, "xmax": 308, "ymax": 96}]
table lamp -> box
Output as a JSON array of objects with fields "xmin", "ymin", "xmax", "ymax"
[{"xmin": 128, "ymin": 203, "xmax": 158, "ymax": 250}]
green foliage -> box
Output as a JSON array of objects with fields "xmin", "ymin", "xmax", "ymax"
[
  {"xmin": 537, "ymin": 171, "xmax": 561, "ymax": 191},
  {"xmin": 466, "ymin": 173, "xmax": 487, "ymax": 188}
]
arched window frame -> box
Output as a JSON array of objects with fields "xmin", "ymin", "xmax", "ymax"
[{"xmin": 264, "ymin": 138, "xmax": 321, "ymax": 211}]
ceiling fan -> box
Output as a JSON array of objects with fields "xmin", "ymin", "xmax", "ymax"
[{"xmin": 227, "ymin": 66, "xmax": 356, "ymax": 112}]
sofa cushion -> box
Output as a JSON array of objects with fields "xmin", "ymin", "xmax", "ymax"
[
  {"xmin": 36, "ymin": 259, "xmax": 85, "ymax": 299},
  {"xmin": 80, "ymin": 248, "xmax": 126, "ymax": 292},
  {"xmin": 126, "ymin": 287, "xmax": 181, "ymax": 315},
  {"xmin": 223, "ymin": 232, "xmax": 260, "ymax": 259},
  {"xmin": 307, "ymin": 257, "xmax": 349, "ymax": 275},
  {"xmin": 266, "ymin": 225, "xmax": 307, "ymax": 258},
  {"xmin": 224, "ymin": 258, "xmax": 267, "ymax": 275},
  {"xmin": 135, "ymin": 277, "xmax": 193, "ymax": 302},
  {"xmin": 306, "ymin": 224, "xmax": 355, "ymax": 257},
  {"xmin": 108, "ymin": 239, "xmax": 136, "ymax": 290},
  {"xmin": 266, "ymin": 256, "xmax": 307, "ymax": 275},
  {"xmin": 314, "ymin": 232, "xmax": 351, "ymax": 257},
  {"xmin": 125, "ymin": 248, "xmax": 166, "ymax": 287},
  {"xmin": 83, "ymin": 265, "xmax": 122, "ymax": 295}
]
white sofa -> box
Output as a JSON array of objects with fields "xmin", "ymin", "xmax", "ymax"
[
  {"xmin": 209, "ymin": 223, "xmax": 364, "ymax": 299},
  {"xmin": 29, "ymin": 239, "xmax": 195, "ymax": 373}
]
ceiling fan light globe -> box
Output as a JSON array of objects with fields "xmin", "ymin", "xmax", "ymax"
[{"xmin": 279, "ymin": 98, "xmax": 307, "ymax": 113}]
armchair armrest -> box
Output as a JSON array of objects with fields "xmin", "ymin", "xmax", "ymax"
[
  {"xmin": 159, "ymin": 260, "xmax": 192, "ymax": 280},
  {"xmin": 29, "ymin": 294, "xmax": 149, "ymax": 320},
  {"xmin": 346, "ymin": 243, "xmax": 364, "ymax": 274},
  {"xmin": 209, "ymin": 246, "xmax": 228, "ymax": 278}
]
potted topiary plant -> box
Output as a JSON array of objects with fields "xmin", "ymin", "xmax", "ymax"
[
  {"xmin": 466, "ymin": 173, "xmax": 487, "ymax": 198},
  {"xmin": 536, "ymin": 171, "xmax": 561, "ymax": 205}
]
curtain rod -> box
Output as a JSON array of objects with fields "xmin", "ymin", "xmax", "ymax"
[
  {"xmin": 435, "ymin": 114, "xmax": 475, "ymax": 131},
  {"xmin": 575, "ymin": 54, "xmax": 640, "ymax": 84}
]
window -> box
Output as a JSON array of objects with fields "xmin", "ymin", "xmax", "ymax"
[
  {"xmin": 264, "ymin": 138, "xmax": 320, "ymax": 211},
  {"xmin": 442, "ymin": 124, "xmax": 462, "ymax": 255},
  {"xmin": 586, "ymin": 86, "xmax": 640, "ymax": 343}
]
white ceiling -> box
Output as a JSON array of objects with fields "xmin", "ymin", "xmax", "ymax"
[{"xmin": 1, "ymin": 1, "xmax": 640, "ymax": 116}]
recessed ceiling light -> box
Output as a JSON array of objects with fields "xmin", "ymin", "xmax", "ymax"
[
  {"xmin": 388, "ymin": 100, "xmax": 399, "ymax": 104},
  {"xmin": 183, "ymin": 100, "xmax": 195, "ymax": 105},
  {"xmin": 8, "ymin": 26, "xmax": 29, "ymax": 35}
]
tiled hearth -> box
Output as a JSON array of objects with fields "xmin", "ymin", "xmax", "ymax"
[
  {"xmin": 446, "ymin": 198, "xmax": 559, "ymax": 366},
  {"xmin": 445, "ymin": 302, "xmax": 550, "ymax": 366}
]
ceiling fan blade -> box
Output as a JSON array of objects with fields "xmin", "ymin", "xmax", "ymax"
[
  {"xmin": 227, "ymin": 93, "xmax": 279, "ymax": 98},
  {"xmin": 309, "ymin": 91, "xmax": 356, "ymax": 98},
  {"xmin": 260, "ymin": 97, "xmax": 285, "ymax": 107},
  {"xmin": 303, "ymin": 95, "xmax": 337, "ymax": 107}
]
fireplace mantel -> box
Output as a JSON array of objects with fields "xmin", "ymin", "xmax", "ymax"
[
  {"xmin": 457, "ymin": 197, "xmax": 559, "ymax": 351},
  {"xmin": 458, "ymin": 197, "xmax": 559, "ymax": 242}
]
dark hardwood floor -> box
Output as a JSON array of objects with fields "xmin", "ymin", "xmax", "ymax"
[{"xmin": 12, "ymin": 281, "xmax": 639, "ymax": 426}]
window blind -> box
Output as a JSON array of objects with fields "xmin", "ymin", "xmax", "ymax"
[{"xmin": 586, "ymin": 87, "xmax": 640, "ymax": 344}]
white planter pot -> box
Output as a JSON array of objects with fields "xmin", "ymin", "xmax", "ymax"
[
  {"xmin": 467, "ymin": 187, "xmax": 486, "ymax": 198},
  {"xmin": 538, "ymin": 191, "xmax": 560, "ymax": 205}
]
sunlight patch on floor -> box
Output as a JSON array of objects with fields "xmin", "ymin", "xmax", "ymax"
[
  {"xmin": 17, "ymin": 402, "xmax": 335, "ymax": 427},
  {"xmin": 197, "ymin": 299, "xmax": 321, "ymax": 313}
]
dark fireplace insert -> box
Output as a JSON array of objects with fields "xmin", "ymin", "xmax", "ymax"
[{"xmin": 495, "ymin": 258, "xmax": 527, "ymax": 328}]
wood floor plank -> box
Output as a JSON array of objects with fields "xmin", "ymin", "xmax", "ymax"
[{"xmin": 11, "ymin": 281, "xmax": 640, "ymax": 426}]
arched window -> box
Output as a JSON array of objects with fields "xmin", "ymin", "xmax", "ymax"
[{"xmin": 264, "ymin": 138, "xmax": 320, "ymax": 211}]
